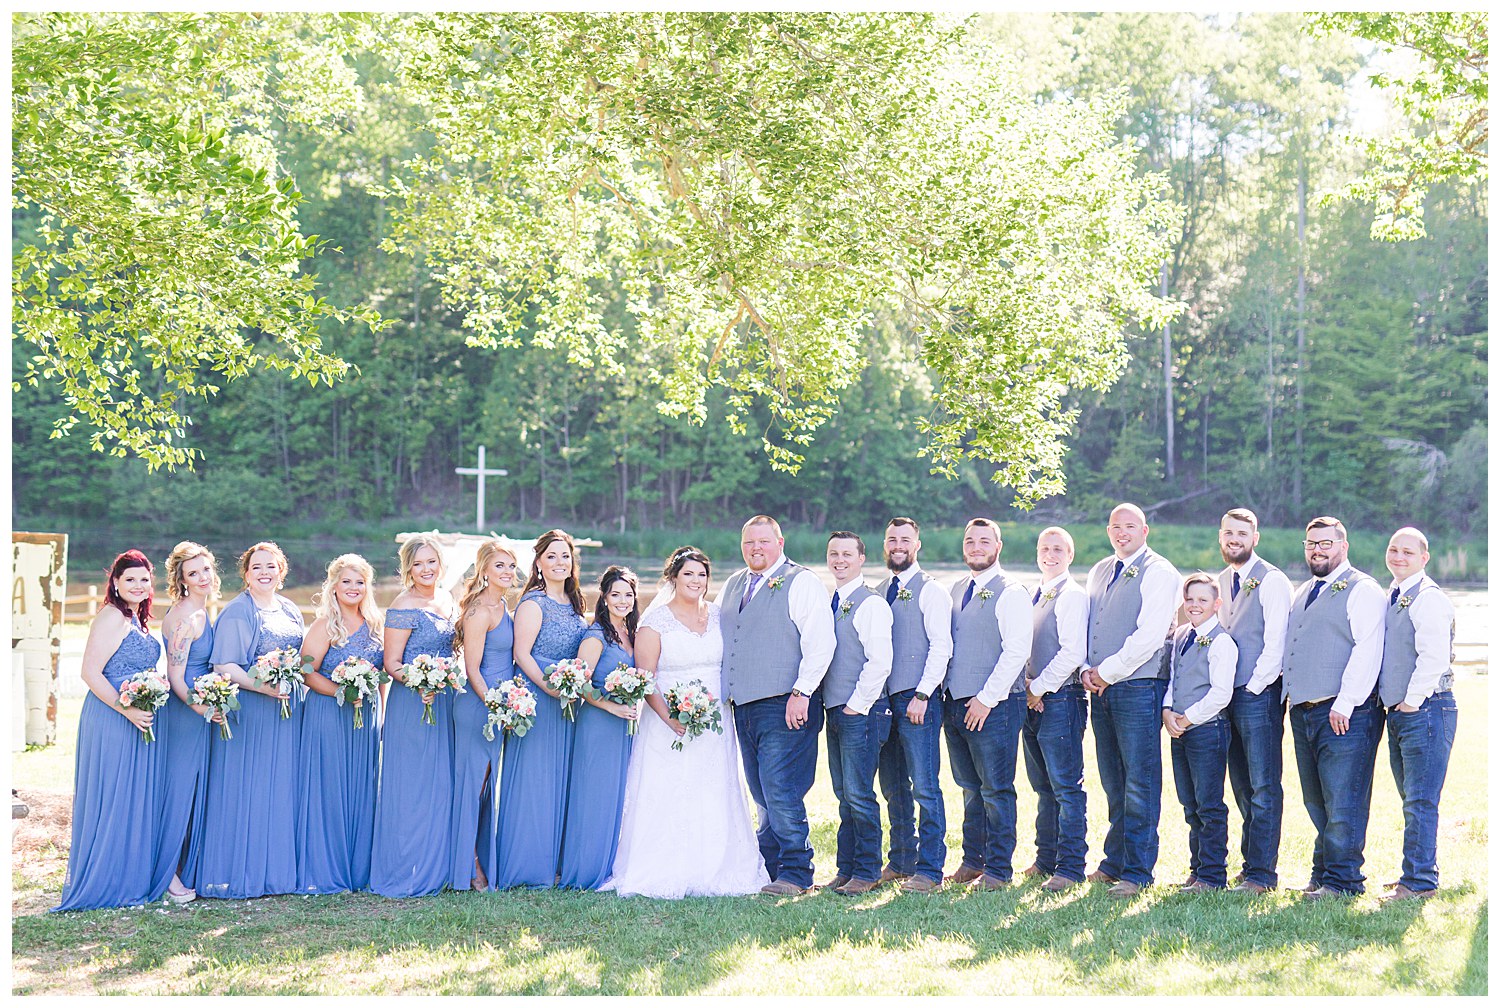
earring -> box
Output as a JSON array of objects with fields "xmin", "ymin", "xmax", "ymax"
[{"xmin": 481, "ymin": 576, "xmax": 489, "ymax": 587}]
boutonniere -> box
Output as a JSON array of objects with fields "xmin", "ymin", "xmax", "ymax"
[
  {"xmin": 1397, "ymin": 595, "xmax": 1413, "ymax": 610},
  {"xmin": 767, "ymin": 576, "xmax": 786, "ymax": 592},
  {"xmin": 1042, "ymin": 589, "xmax": 1057, "ymax": 602},
  {"xmin": 1330, "ymin": 580, "xmax": 1349, "ymax": 593},
  {"xmin": 895, "ymin": 587, "xmax": 913, "ymax": 602},
  {"xmin": 1124, "ymin": 566, "xmax": 1140, "ymax": 578},
  {"xmin": 1195, "ymin": 636, "xmax": 1212, "ymax": 649},
  {"xmin": 976, "ymin": 588, "xmax": 995, "ymax": 602},
  {"xmin": 838, "ymin": 600, "xmax": 853, "ymax": 620},
  {"xmin": 1243, "ymin": 577, "xmax": 1261, "ymax": 592}
]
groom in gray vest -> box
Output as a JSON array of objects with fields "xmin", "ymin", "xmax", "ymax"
[{"xmin": 719, "ymin": 515, "xmax": 837, "ymax": 896}]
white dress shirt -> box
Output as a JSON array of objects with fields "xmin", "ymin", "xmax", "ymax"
[
  {"xmin": 1096, "ymin": 545, "xmax": 1180, "ymax": 685},
  {"xmin": 1163, "ymin": 615, "xmax": 1238, "ymax": 726},
  {"xmin": 1029, "ymin": 573, "xmax": 1087, "ymax": 697},
  {"xmin": 1315, "ymin": 560, "xmax": 1386, "ymax": 718},
  {"xmin": 832, "ymin": 582, "xmax": 894, "ymax": 715},
  {"xmin": 889, "ymin": 562, "xmax": 954, "ymax": 697},
  {"xmin": 737, "ymin": 554, "xmax": 837, "ymax": 697},
  {"xmin": 1225, "ymin": 552, "xmax": 1294, "ymax": 695},
  {"xmin": 1392, "ymin": 571, "xmax": 1457, "ymax": 707},
  {"xmin": 960, "ymin": 562, "xmax": 1033, "ymax": 706}
]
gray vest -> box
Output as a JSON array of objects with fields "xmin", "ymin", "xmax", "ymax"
[
  {"xmin": 1378, "ymin": 578, "xmax": 1455, "ymax": 707},
  {"xmin": 720, "ymin": 562, "xmax": 813, "ymax": 704},
  {"xmin": 1218, "ymin": 557, "xmax": 1276, "ymax": 689},
  {"xmin": 823, "ymin": 584, "xmax": 875, "ymax": 708},
  {"xmin": 947, "ymin": 573, "xmax": 1021, "ymax": 699},
  {"xmin": 1086, "ymin": 549, "xmax": 1171, "ymax": 681},
  {"xmin": 1282, "ymin": 567, "xmax": 1376, "ymax": 705},
  {"xmin": 1027, "ymin": 579, "xmax": 1082, "ymax": 688},
  {"xmin": 1169, "ymin": 622, "xmax": 1227, "ymax": 716},
  {"xmin": 878, "ymin": 570, "xmax": 931, "ymax": 695}
]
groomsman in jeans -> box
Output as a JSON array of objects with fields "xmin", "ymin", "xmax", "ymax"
[
  {"xmin": 1377, "ymin": 526, "xmax": 1458, "ymax": 902},
  {"xmin": 821, "ymin": 531, "xmax": 894, "ymax": 896},
  {"xmin": 1215, "ymin": 508, "xmax": 1293, "ymax": 894},
  {"xmin": 874, "ymin": 517, "xmax": 953, "ymax": 894},
  {"xmin": 942, "ymin": 518, "xmax": 1032, "ymax": 889},
  {"xmin": 1020, "ymin": 526, "xmax": 1090, "ymax": 892},
  {"xmin": 720, "ymin": 515, "xmax": 837, "ymax": 896},
  {"xmin": 1282, "ymin": 516, "xmax": 1385, "ymax": 900},
  {"xmin": 1080, "ymin": 503, "xmax": 1180, "ymax": 899}
]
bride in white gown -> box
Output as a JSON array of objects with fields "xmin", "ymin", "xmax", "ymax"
[{"xmin": 602, "ymin": 546, "xmax": 769, "ymax": 898}]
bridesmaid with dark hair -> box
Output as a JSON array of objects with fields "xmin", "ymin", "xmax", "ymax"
[
  {"xmin": 55, "ymin": 550, "xmax": 190, "ymax": 911},
  {"xmin": 451, "ymin": 539, "xmax": 521, "ymax": 891},
  {"xmin": 370, "ymin": 533, "xmax": 460, "ymax": 898},
  {"xmin": 493, "ymin": 529, "xmax": 589, "ymax": 889},
  {"xmin": 158, "ymin": 541, "xmax": 222, "ymax": 901},
  {"xmin": 558, "ymin": 565, "xmax": 641, "ymax": 889},
  {"xmin": 198, "ymin": 541, "xmax": 305, "ymax": 899}
]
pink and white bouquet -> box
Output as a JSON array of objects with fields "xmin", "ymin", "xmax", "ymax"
[
  {"xmin": 118, "ymin": 669, "xmax": 171, "ymax": 743},
  {"xmin": 401, "ymin": 653, "xmax": 466, "ymax": 725},
  {"xmin": 662, "ymin": 679, "xmax": 724, "ymax": 752},
  {"xmin": 603, "ymin": 663, "xmax": 655, "ymax": 736},
  {"xmin": 543, "ymin": 658, "xmax": 598, "ymax": 721},
  {"xmin": 188, "ymin": 671, "xmax": 241, "ymax": 740},
  {"xmin": 328, "ymin": 655, "xmax": 389, "ymax": 730},
  {"xmin": 482, "ymin": 676, "xmax": 538, "ymax": 741},
  {"xmin": 251, "ymin": 647, "xmax": 306, "ymax": 718}
]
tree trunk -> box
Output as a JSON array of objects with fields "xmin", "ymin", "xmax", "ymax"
[{"xmin": 1162, "ymin": 261, "xmax": 1175, "ymax": 480}]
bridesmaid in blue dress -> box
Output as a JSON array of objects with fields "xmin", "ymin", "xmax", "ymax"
[
  {"xmin": 198, "ymin": 541, "xmax": 306, "ymax": 899},
  {"xmin": 296, "ymin": 554, "xmax": 384, "ymax": 894},
  {"xmin": 55, "ymin": 550, "xmax": 184, "ymax": 911},
  {"xmin": 494, "ymin": 529, "xmax": 589, "ymax": 889},
  {"xmin": 451, "ymin": 539, "xmax": 521, "ymax": 891},
  {"xmin": 558, "ymin": 565, "xmax": 640, "ymax": 889},
  {"xmin": 370, "ymin": 533, "xmax": 460, "ymax": 897},
  {"xmin": 159, "ymin": 542, "xmax": 222, "ymax": 899}
]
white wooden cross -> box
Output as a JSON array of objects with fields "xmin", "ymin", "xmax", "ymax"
[{"xmin": 454, "ymin": 446, "xmax": 508, "ymax": 531}]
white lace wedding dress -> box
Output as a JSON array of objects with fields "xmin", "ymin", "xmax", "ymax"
[{"xmin": 602, "ymin": 603, "xmax": 769, "ymax": 898}]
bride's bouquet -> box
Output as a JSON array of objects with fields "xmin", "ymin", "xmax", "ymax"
[
  {"xmin": 543, "ymin": 658, "xmax": 598, "ymax": 721},
  {"xmin": 603, "ymin": 663, "xmax": 655, "ymax": 736},
  {"xmin": 400, "ymin": 653, "xmax": 466, "ymax": 725},
  {"xmin": 328, "ymin": 656, "xmax": 388, "ymax": 729},
  {"xmin": 118, "ymin": 669, "xmax": 171, "ymax": 743},
  {"xmin": 250, "ymin": 647, "xmax": 305, "ymax": 718},
  {"xmin": 662, "ymin": 679, "xmax": 724, "ymax": 752},
  {"xmin": 188, "ymin": 671, "xmax": 240, "ymax": 740},
  {"xmin": 482, "ymin": 676, "xmax": 538, "ymax": 741}
]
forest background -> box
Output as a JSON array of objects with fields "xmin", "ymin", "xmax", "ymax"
[{"xmin": 11, "ymin": 12, "xmax": 1489, "ymax": 583}]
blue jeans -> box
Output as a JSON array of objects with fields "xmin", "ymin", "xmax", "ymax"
[
  {"xmin": 1386, "ymin": 692, "xmax": 1457, "ymax": 891},
  {"xmin": 1021, "ymin": 684, "xmax": 1088, "ymax": 882},
  {"xmin": 942, "ymin": 691, "xmax": 1024, "ymax": 880},
  {"xmin": 1091, "ymin": 677, "xmax": 1168, "ymax": 887},
  {"xmin": 1289, "ymin": 696, "xmax": 1384, "ymax": 894},
  {"xmin": 825, "ymin": 699, "xmax": 891, "ymax": 883},
  {"xmin": 733, "ymin": 694, "xmax": 824, "ymax": 889},
  {"xmin": 877, "ymin": 689, "xmax": 946, "ymax": 882},
  {"xmin": 1226, "ymin": 682, "xmax": 1285, "ymax": 887},
  {"xmin": 1170, "ymin": 715, "xmax": 1230, "ymax": 887}
]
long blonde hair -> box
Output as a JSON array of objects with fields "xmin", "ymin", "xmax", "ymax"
[
  {"xmin": 165, "ymin": 540, "xmax": 221, "ymax": 602},
  {"xmin": 397, "ymin": 533, "xmax": 446, "ymax": 590},
  {"xmin": 314, "ymin": 553, "xmax": 383, "ymax": 648},
  {"xmin": 454, "ymin": 539, "xmax": 519, "ymax": 653}
]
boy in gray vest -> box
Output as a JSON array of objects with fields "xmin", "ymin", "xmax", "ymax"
[
  {"xmin": 1163, "ymin": 573, "xmax": 1239, "ymax": 891},
  {"xmin": 1216, "ymin": 507, "xmax": 1293, "ymax": 894},
  {"xmin": 1378, "ymin": 526, "xmax": 1458, "ymax": 902},
  {"xmin": 821, "ymin": 532, "xmax": 894, "ymax": 895},
  {"xmin": 942, "ymin": 518, "xmax": 1032, "ymax": 889},
  {"xmin": 1282, "ymin": 516, "xmax": 1386, "ymax": 900}
]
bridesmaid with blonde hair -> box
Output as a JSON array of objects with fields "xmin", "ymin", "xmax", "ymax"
[{"xmin": 297, "ymin": 553, "xmax": 385, "ymax": 894}]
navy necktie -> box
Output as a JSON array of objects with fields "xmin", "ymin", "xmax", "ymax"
[
  {"xmin": 1179, "ymin": 633, "xmax": 1194, "ymax": 656},
  {"xmin": 1231, "ymin": 571, "xmax": 1241, "ymax": 600},
  {"xmin": 1304, "ymin": 580, "xmax": 1325, "ymax": 610},
  {"xmin": 741, "ymin": 573, "xmax": 762, "ymax": 612},
  {"xmin": 961, "ymin": 580, "xmax": 975, "ymax": 609},
  {"xmin": 831, "ymin": 593, "xmax": 839, "ymax": 614},
  {"xmin": 886, "ymin": 579, "xmax": 899, "ymax": 604},
  {"xmin": 1390, "ymin": 586, "xmax": 1401, "ymax": 606},
  {"xmin": 1107, "ymin": 560, "xmax": 1124, "ymax": 588},
  {"xmin": 1032, "ymin": 587, "xmax": 1042, "ymax": 605}
]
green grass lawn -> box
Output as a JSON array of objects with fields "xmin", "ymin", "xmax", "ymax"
[{"xmin": 11, "ymin": 678, "xmax": 1488, "ymax": 995}]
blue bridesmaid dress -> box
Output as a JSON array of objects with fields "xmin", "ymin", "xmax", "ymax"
[
  {"xmin": 54, "ymin": 619, "xmax": 172, "ymax": 911},
  {"xmin": 557, "ymin": 626, "xmax": 635, "ymax": 889},
  {"xmin": 450, "ymin": 608, "xmax": 516, "ymax": 889},
  {"xmin": 296, "ymin": 623, "xmax": 384, "ymax": 894},
  {"xmin": 493, "ymin": 591, "xmax": 587, "ymax": 889},
  {"xmin": 159, "ymin": 618, "xmax": 214, "ymax": 890},
  {"xmin": 197, "ymin": 592, "xmax": 305, "ymax": 899},
  {"xmin": 369, "ymin": 607, "xmax": 458, "ymax": 898}
]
